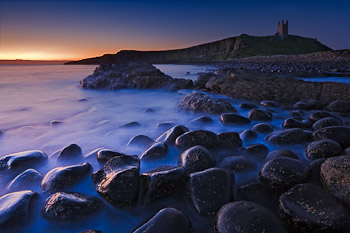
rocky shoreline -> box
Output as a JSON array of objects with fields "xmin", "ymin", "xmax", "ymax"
[{"xmin": 1, "ymin": 62, "xmax": 350, "ymax": 233}]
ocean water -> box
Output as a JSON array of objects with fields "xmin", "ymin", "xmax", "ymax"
[
  {"xmin": 299, "ymin": 76, "xmax": 350, "ymax": 84},
  {"xmin": 0, "ymin": 64, "xmax": 300, "ymax": 233}
]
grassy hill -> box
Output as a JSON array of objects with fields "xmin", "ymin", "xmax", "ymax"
[{"xmin": 66, "ymin": 34, "xmax": 332, "ymax": 64}]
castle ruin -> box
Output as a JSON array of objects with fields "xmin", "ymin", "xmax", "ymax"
[{"xmin": 277, "ymin": 19, "xmax": 288, "ymax": 39}]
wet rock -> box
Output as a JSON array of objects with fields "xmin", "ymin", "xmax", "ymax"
[
  {"xmin": 42, "ymin": 192, "xmax": 100, "ymax": 221},
  {"xmin": 6, "ymin": 169, "xmax": 42, "ymax": 192},
  {"xmin": 327, "ymin": 100, "xmax": 350, "ymax": 113},
  {"xmin": 265, "ymin": 128, "xmax": 312, "ymax": 145},
  {"xmin": 305, "ymin": 139, "xmax": 342, "ymax": 160},
  {"xmin": 57, "ymin": 144, "xmax": 82, "ymax": 161},
  {"xmin": 156, "ymin": 125, "xmax": 189, "ymax": 145},
  {"xmin": 293, "ymin": 99, "xmax": 323, "ymax": 110},
  {"xmin": 140, "ymin": 167, "xmax": 186, "ymax": 204},
  {"xmin": 220, "ymin": 113, "xmax": 250, "ymax": 125},
  {"xmin": 247, "ymin": 109, "xmax": 272, "ymax": 121},
  {"xmin": 97, "ymin": 149, "xmax": 126, "ymax": 163},
  {"xmin": 279, "ymin": 183, "xmax": 350, "ymax": 233},
  {"xmin": 239, "ymin": 129, "xmax": 257, "ymax": 142},
  {"xmin": 251, "ymin": 123, "xmax": 273, "ymax": 134},
  {"xmin": 144, "ymin": 108, "xmax": 156, "ymax": 113},
  {"xmin": 259, "ymin": 157, "xmax": 311, "ymax": 191},
  {"xmin": 282, "ymin": 118, "xmax": 311, "ymax": 129},
  {"xmin": 0, "ymin": 190, "xmax": 38, "ymax": 229},
  {"xmin": 41, "ymin": 163, "xmax": 92, "ymax": 195},
  {"xmin": 127, "ymin": 135, "xmax": 154, "ymax": 148},
  {"xmin": 236, "ymin": 182, "xmax": 280, "ymax": 214},
  {"xmin": 175, "ymin": 130, "xmax": 219, "ymax": 149},
  {"xmin": 179, "ymin": 146, "xmax": 216, "ymax": 174},
  {"xmin": 244, "ymin": 144, "xmax": 268, "ymax": 160},
  {"xmin": 0, "ymin": 150, "xmax": 47, "ymax": 172},
  {"xmin": 189, "ymin": 168, "xmax": 231, "ymax": 215},
  {"xmin": 266, "ymin": 149, "xmax": 299, "ymax": 160},
  {"xmin": 239, "ymin": 102, "xmax": 257, "ymax": 109},
  {"xmin": 50, "ymin": 120, "xmax": 63, "ymax": 126},
  {"xmin": 140, "ymin": 142, "xmax": 168, "ymax": 161},
  {"xmin": 320, "ymin": 156, "xmax": 350, "ymax": 205},
  {"xmin": 312, "ymin": 117, "xmax": 343, "ymax": 130},
  {"xmin": 177, "ymin": 92, "xmax": 236, "ymax": 114},
  {"xmin": 189, "ymin": 116, "xmax": 213, "ymax": 125},
  {"xmin": 260, "ymin": 100, "xmax": 279, "ymax": 108},
  {"xmin": 119, "ymin": 121, "xmax": 141, "ymax": 129},
  {"xmin": 133, "ymin": 208, "xmax": 190, "ymax": 233},
  {"xmin": 215, "ymin": 201, "xmax": 286, "ymax": 233},
  {"xmin": 217, "ymin": 132, "xmax": 242, "ymax": 148},
  {"xmin": 308, "ymin": 111, "xmax": 338, "ymax": 123},
  {"xmin": 81, "ymin": 230, "xmax": 103, "ymax": 233},
  {"xmin": 217, "ymin": 156, "xmax": 256, "ymax": 173},
  {"xmin": 309, "ymin": 158, "xmax": 326, "ymax": 185},
  {"xmin": 313, "ymin": 126, "xmax": 350, "ymax": 148},
  {"xmin": 78, "ymin": 98, "xmax": 88, "ymax": 102},
  {"xmin": 92, "ymin": 155, "xmax": 140, "ymax": 207},
  {"xmin": 156, "ymin": 121, "xmax": 175, "ymax": 129}
]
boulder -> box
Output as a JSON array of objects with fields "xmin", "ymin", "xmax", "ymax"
[
  {"xmin": 247, "ymin": 109, "xmax": 272, "ymax": 121},
  {"xmin": 259, "ymin": 157, "xmax": 311, "ymax": 191},
  {"xmin": 57, "ymin": 144, "xmax": 82, "ymax": 161},
  {"xmin": 260, "ymin": 100, "xmax": 279, "ymax": 108},
  {"xmin": 119, "ymin": 121, "xmax": 141, "ymax": 129},
  {"xmin": 140, "ymin": 142, "xmax": 168, "ymax": 161},
  {"xmin": 305, "ymin": 139, "xmax": 342, "ymax": 160},
  {"xmin": 42, "ymin": 192, "xmax": 100, "ymax": 221},
  {"xmin": 156, "ymin": 125, "xmax": 189, "ymax": 145},
  {"xmin": 313, "ymin": 126, "xmax": 350, "ymax": 148},
  {"xmin": 41, "ymin": 163, "xmax": 92, "ymax": 195},
  {"xmin": 133, "ymin": 208, "xmax": 190, "ymax": 233},
  {"xmin": 92, "ymin": 155, "xmax": 140, "ymax": 207},
  {"xmin": 97, "ymin": 149, "xmax": 126, "ymax": 163},
  {"xmin": 282, "ymin": 118, "xmax": 311, "ymax": 129},
  {"xmin": 293, "ymin": 99, "xmax": 323, "ymax": 110},
  {"xmin": 309, "ymin": 158, "xmax": 326, "ymax": 185},
  {"xmin": 266, "ymin": 149, "xmax": 298, "ymax": 160},
  {"xmin": 244, "ymin": 143, "xmax": 268, "ymax": 160},
  {"xmin": 327, "ymin": 100, "xmax": 350, "ymax": 113},
  {"xmin": 239, "ymin": 102, "xmax": 257, "ymax": 109},
  {"xmin": 175, "ymin": 130, "xmax": 219, "ymax": 149},
  {"xmin": 6, "ymin": 169, "xmax": 42, "ymax": 192},
  {"xmin": 0, "ymin": 190, "xmax": 38, "ymax": 229},
  {"xmin": 239, "ymin": 129, "xmax": 257, "ymax": 142},
  {"xmin": 308, "ymin": 111, "xmax": 338, "ymax": 123},
  {"xmin": 214, "ymin": 201, "xmax": 286, "ymax": 233},
  {"xmin": 251, "ymin": 123, "xmax": 273, "ymax": 134},
  {"xmin": 140, "ymin": 167, "xmax": 186, "ymax": 204},
  {"xmin": 220, "ymin": 113, "xmax": 250, "ymax": 125},
  {"xmin": 127, "ymin": 135, "xmax": 154, "ymax": 148},
  {"xmin": 320, "ymin": 156, "xmax": 350, "ymax": 205},
  {"xmin": 217, "ymin": 132, "xmax": 242, "ymax": 148},
  {"xmin": 189, "ymin": 168, "xmax": 231, "ymax": 215},
  {"xmin": 217, "ymin": 156, "xmax": 256, "ymax": 173},
  {"xmin": 279, "ymin": 183, "xmax": 350, "ymax": 233},
  {"xmin": 189, "ymin": 116, "xmax": 214, "ymax": 125},
  {"xmin": 265, "ymin": 128, "xmax": 312, "ymax": 145},
  {"xmin": 156, "ymin": 121, "xmax": 175, "ymax": 129},
  {"xmin": 179, "ymin": 146, "xmax": 216, "ymax": 174},
  {"xmin": 0, "ymin": 150, "xmax": 47, "ymax": 172},
  {"xmin": 177, "ymin": 93, "xmax": 236, "ymax": 114},
  {"xmin": 312, "ymin": 117, "xmax": 343, "ymax": 130}
]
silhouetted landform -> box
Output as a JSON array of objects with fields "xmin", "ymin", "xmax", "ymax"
[
  {"xmin": 0, "ymin": 60, "xmax": 71, "ymax": 65},
  {"xmin": 65, "ymin": 34, "xmax": 331, "ymax": 65}
]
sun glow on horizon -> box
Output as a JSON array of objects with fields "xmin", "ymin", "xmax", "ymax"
[{"xmin": 0, "ymin": 51, "xmax": 83, "ymax": 61}]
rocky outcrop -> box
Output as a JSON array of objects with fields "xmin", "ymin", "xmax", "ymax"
[{"xmin": 80, "ymin": 63, "xmax": 193, "ymax": 91}]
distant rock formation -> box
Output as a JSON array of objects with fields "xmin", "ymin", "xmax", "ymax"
[{"xmin": 66, "ymin": 34, "xmax": 331, "ymax": 65}]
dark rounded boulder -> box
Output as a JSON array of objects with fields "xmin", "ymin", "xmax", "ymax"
[
  {"xmin": 244, "ymin": 143, "xmax": 268, "ymax": 160},
  {"xmin": 247, "ymin": 109, "xmax": 272, "ymax": 121},
  {"xmin": 220, "ymin": 113, "xmax": 250, "ymax": 125},
  {"xmin": 251, "ymin": 123, "xmax": 273, "ymax": 134},
  {"xmin": 133, "ymin": 208, "xmax": 190, "ymax": 233},
  {"xmin": 175, "ymin": 130, "xmax": 219, "ymax": 149},
  {"xmin": 260, "ymin": 100, "xmax": 279, "ymax": 108},
  {"xmin": 177, "ymin": 92, "xmax": 236, "ymax": 114},
  {"xmin": 239, "ymin": 129, "xmax": 257, "ymax": 142},
  {"xmin": 265, "ymin": 128, "xmax": 312, "ymax": 145},
  {"xmin": 41, "ymin": 163, "xmax": 92, "ymax": 195},
  {"xmin": 282, "ymin": 118, "xmax": 311, "ymax": 129},
  {"xmin": 313, "ymin": 126, "xmax": 350, "ymax": 148},
  {"xmin": 179, "ymin": 146, "xmax": 216, "ymax": 174},
  {"xmin": 0, "ymin": 190, "xmax": 38, "ymax": 230},
  {"xmin": 156, "ymin": 125, "xmax": 189, "ymax": 145},
  {"xmin": 308, "ymin": 111, "xmax": 338, "ymax": 124},
  {"xmin": 312, "ymin": 117, "xmax": 343, "ymax": 130},
  {"xmin": 140, "ymin": 142, "xmax": 168, "ymax": 161},
  {"xmin": 119, "ymin": 121, "xmax": 141, "ymax": 129},
  {"xmin": 293, "ymin": 99, "xmax": 323, "ymax": 110},
  {"xmin": 320, "ymin": 156, "xmax": 350, "ymax": 205},
  {"xmin": 127, "ymin": 135, "xmax": 154, "ymax": 148},
  {"xmin": 6, "ymin": 168, "xmax": 42, "ymax": 192},
  {"xmin": 214, "ymin": 201, "xmax": 286, "ymax": 233},
  {"xmin": 266, "ymin": 149, "xmax": 298, "ymax": 160},
  {"xmin": 305, "ymin": 139, "xmax": 342, "ymax": 160},
  {"xmin": 217, "ymin": 132, "xmax": 242, "ymax": 148},
  {"xmin": 42, "ymin": 192, "xmax": 101, "ymax": 221},
  {"xmin": 57, "ymin": 144, "xmax": 82, "ymax": 161},
  {"xmin": 189, "ymin": 116, "xmax": 214, "ymax": 125},
  {"xmin": 259, "ymin": 157, "xmax": 311, "ymax": 191},
  {"xmin": 279, "ymin": 183, "xmax": 350, "ymax": 233},
  {"xmin": 239, "ymin": 102, "xmax": 257, "ymax": 109},
  {"xmin": 92, "ymin": 155, "xmax": 140, "ymax": 207},
  {"xmin": 0, "ymin": 150, "xmax": 47, "ymax": 172},
  {"xmin": 97, "ymin": 149, "xmax": 127, "ymax": 163},
  {"xmin": 217, "ymin": 156, "xmax": 256, "ymax": 173},
  {"xmin": 327, "ymin": 100, "xmax": 350, "ymax": 113},
  {"xmin": 189, "ymin": 168, "xmax": 231, "ymax": 215}
]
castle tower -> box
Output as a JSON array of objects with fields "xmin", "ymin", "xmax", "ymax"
[{"xmin": 277, "ymin": 19, "xmax": 288, "ymax": 39}]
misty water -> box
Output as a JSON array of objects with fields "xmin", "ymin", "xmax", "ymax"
[
  {"xmin": 299, "ymin": 76, "xmax": 350, "ymax": 84},
  {"xmin": 0, "ymin": 64, "xmax": 305, "ymax": 232}
]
